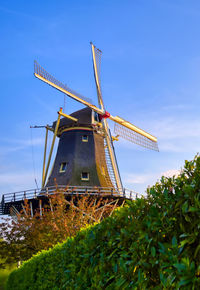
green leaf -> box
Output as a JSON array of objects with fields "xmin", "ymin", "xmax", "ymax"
[
  {"xmin": 172, "ymin": 236, "xmax": 177, "ymax": 247},
  {"xmin": 115, "ymin": 277, "xmax": 127, "ymax": 287},
  {"xmin": 173, "ymin": 263, "xmax": 186, "ymax": 272},
  {"xmin": 182, "ymin": 201, "xmax": 188, "ymax": 213},
  {"xmin": 184, "ymin": 215, "xmax": 191, "ymax": 222},
  {"xmin": 179, "ymin": 239, "xmax": 189, "ymax": 248},
  {"xmin": 194, "ymin": 244, "xmax": 200, "ymax": 258},
  {"xmin": 178, "ymin": 278, "xmax": 193, "ymax": 286},
  {"xmin": 188, "ymin": 206, "xmax": 199, "ymax": 212},
  {"xmin": 113, "ymin": 263, "xmax": 118, "ymax": 273},
  {"xmin": 179, "ymin": 233, "xmax": 188, "ymax": 238},
  {"xmin": 151, "ymin": 247, "xmax": 156, "ymax": 257}
]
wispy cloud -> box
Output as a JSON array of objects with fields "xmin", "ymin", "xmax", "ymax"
[
  {"xmin": 124, "ymin": 172, "xmax": 159, "ymax": 185},
  {"xmin": 0, "ymin": 5, "xmax": 43, "ymax": 22},
  {"xmin": 0, "ymin": 137, "xmax": 44, "ymax": 146},
  {"xmin": 0, "ymin": 137, "xmax": 44, "ymax": 156},
  {"xmin": 161, "ymin": 104, "xmax": 192, "ymax": 111},
  {"xmin": 152, "ymin": 117, "xmax": 200, "ymax": 140},
  {"xmin": 123, "ymin": 168, "xmax": 181, "ymax": 194},
  {"xmin": 161, "ymin": 169, "xmax": 181, "ymax": 178},
  {"xmin": 0, "ymin": 171, "xmax": 37, "ymax": 195}
]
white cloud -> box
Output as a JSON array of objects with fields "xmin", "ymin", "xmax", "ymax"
[
  {"xmin": 0, "ymin": 172, "xmax": 38, "ymax": 195},
  {"xmin": 0, "ymin": 137, "xmax": 44, "ymax": 146},
  {"xmin": 161, "ymin": 169, "xmax": 181, "ymax": 178},
  {"xmin": 152, "ymin": 117, "xmax": 200, "ymax": 140},
  {"xmin": 161, "ymin": 104, "xmax": 192, "ymax": 111},
  {"xmin": 159, "ymin": 140, "xmax": 200, "ymax": 153},
  {"xmin": 124, "ymin": 172, "xmax": 159, "ymax": 185},
  {"xmin": 0, "ymin": 137, "xmax": 44, "ymax": 156},
  {"xmin": 123, "ymin": 168, "xmax": 181, "ymax": 189}
]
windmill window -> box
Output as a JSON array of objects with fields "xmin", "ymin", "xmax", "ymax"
[
  {"xmin": 94, "ymin": 112, "xmax": 100, "ymax": 122},
  {"xmin": 81, "ymin": 172, "xmax": 89, "ymax": 181},
  {"xmin": 82, "ymin": 135, "xmax": 88, "ymax": 142},
  {"xmin": 59, "ymin": 162, "xmax": 67, "ymax": 173}
]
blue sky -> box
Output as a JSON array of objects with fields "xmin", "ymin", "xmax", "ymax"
[{"xmin": 1, "ymin": 0, "xmax": 200, "ymax": 200}]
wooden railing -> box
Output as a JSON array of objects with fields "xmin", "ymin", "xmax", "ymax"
[{"xmin": 1, "ymin": 186, "xmax": 140, "ymax": 204}]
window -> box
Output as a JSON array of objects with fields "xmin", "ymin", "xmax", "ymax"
[
  {"xmin": 82, "ymin": 135, "xmax": 88, "ymax": 142},
  {"xmin": 81, "ymin": 172, "xmax": 89, "ymax": 181},
  {"xmin": 94, "ymin": 112, "xmax": 100, "ymax": 122},
  {"xmin": 59, "ymin": 162, "xmax": 67, "ymax": 173}
]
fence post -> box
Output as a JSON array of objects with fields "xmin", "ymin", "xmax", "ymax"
[{"xmin": 123, "ymin": 188, "xmax": 125, "ymax": 197}]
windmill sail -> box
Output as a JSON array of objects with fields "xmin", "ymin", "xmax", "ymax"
[
  {"xmin": 34, "ymin": 61, "xmax": 93, "ymax": 105},
  {"xmin": 114, "ymin": 123, "xmax": 159, "ymax": 151},
  {"xmin": 91, "ymin": 43, "xmax": 104, "ymax": 109},
  {"xmin": 91, "ymin": 43, "xmax": 123, "ymax": 190}
]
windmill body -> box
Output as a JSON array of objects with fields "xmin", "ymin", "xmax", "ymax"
[{"xmin": 46, "ymin": 107, "xmax": 113, "ymax": 188}]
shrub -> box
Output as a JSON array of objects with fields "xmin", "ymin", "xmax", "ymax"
[
  {"xmin": 0, "ymin": 263, "xmax": 16, "ymax": 290},
  {"xmin": 6, "ymin": 155, "xmax": 200, "ymax": 289}
]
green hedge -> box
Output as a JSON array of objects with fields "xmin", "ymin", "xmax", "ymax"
[
  {"xmin": 0, "ymin": 264, "xmax": 15, "ymax": 290},
  {"xmin": 7, "ymin": 155, "xmax": 200, "ymax": 289}
]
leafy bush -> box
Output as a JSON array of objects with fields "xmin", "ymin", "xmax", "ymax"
[
  {"xmin": 0, "ymin": 194, "xmax": 115, "ymax": 268},
  {"xmin": 0, "ymin": 263, "xmax": 16, "ymax": 290},
  {"xmin": 6, "ymin": 155, "xmax": 200, "ymax": 289}
]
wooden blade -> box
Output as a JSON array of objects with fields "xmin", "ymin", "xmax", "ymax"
[
  {"xmin": 34, "ymin": 60, "xmax": 103, "ymax": 115},
  {"xmin": 90, "ymin": 42, "xmax": 104, "ymax": 110},
  {"xmin": 110, "ymin": 115, "xmax": 157, "ymax": 142},
  {"xmin": 114, "ymin": 123, "xmax": 159, "ymax": 151},
  {"xmin": 90, "ymin": 44, "xmax": 123, "ymax": 189}
]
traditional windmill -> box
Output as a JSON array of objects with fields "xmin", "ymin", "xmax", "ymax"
[
  {"xmin": 0, "ymin": 43, "xmax": 158, "ymax": 217},
  {"xmin": 34, "ymin": 42, "xmax": 158, "ymax": 191}
]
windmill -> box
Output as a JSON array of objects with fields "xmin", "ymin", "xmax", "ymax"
[
  {"xmin": 0, "ymin": 43, "xmax": 158, "ymax": 217},
  {"xmin": 34, "ymin": 43, "xmax": 158, "ymax": 191}
]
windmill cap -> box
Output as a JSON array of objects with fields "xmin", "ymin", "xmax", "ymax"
[{"xmin": 52, "ymin": 107, "xmax": 95, "ymax": 135}]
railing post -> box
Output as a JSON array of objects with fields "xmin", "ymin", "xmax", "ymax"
[
  {"xmin": 13, "ymin": 193, "xmax": 16, "ymax": 202},
  {"xmin": 123, "ymin": 188, "xmax": 125, "ymax": 197},
  {"xmin": 130, "ymin": 191, "xmax": 132, "ymax": 199},
  {"xmin": 24, "ymin": 191, "xmax": 26, "ymax": 199}
]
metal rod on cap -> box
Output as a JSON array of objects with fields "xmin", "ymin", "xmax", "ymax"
[{"xmin": 42, "ymin": 108, "xmax": 62, "ymax": 187}]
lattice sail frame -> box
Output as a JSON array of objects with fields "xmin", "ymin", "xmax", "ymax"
[
  {"xmin": 34, "ymin": 61, "xmax": 93, "ymax": 104},
  {"xmin": 91, "ymin": 43, "xmax": 123, "ymax": 190},
  {"xmin": 94, "ymin": 47, "xmax": 102, "ymax": 87},
  {"xmin": 114, "ymin": 123, "xmax": 159, "ymax": 151}
]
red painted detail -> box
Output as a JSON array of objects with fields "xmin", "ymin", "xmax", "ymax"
[{"xmin": 99, "ymin": 111, "xmax": 110, "ymax": 120}]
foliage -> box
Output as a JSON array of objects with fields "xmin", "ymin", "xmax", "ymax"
[
  {"xmin": 6, "ymin": 155, "xmax": 200, "ymax": 289},
  {"xmin": 0, "ymin": 193, "xmax": 115, "ymax": 268},
  {"xmin": 0, "ymin": 262, "xmax": 15, "ymax": 290}
]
